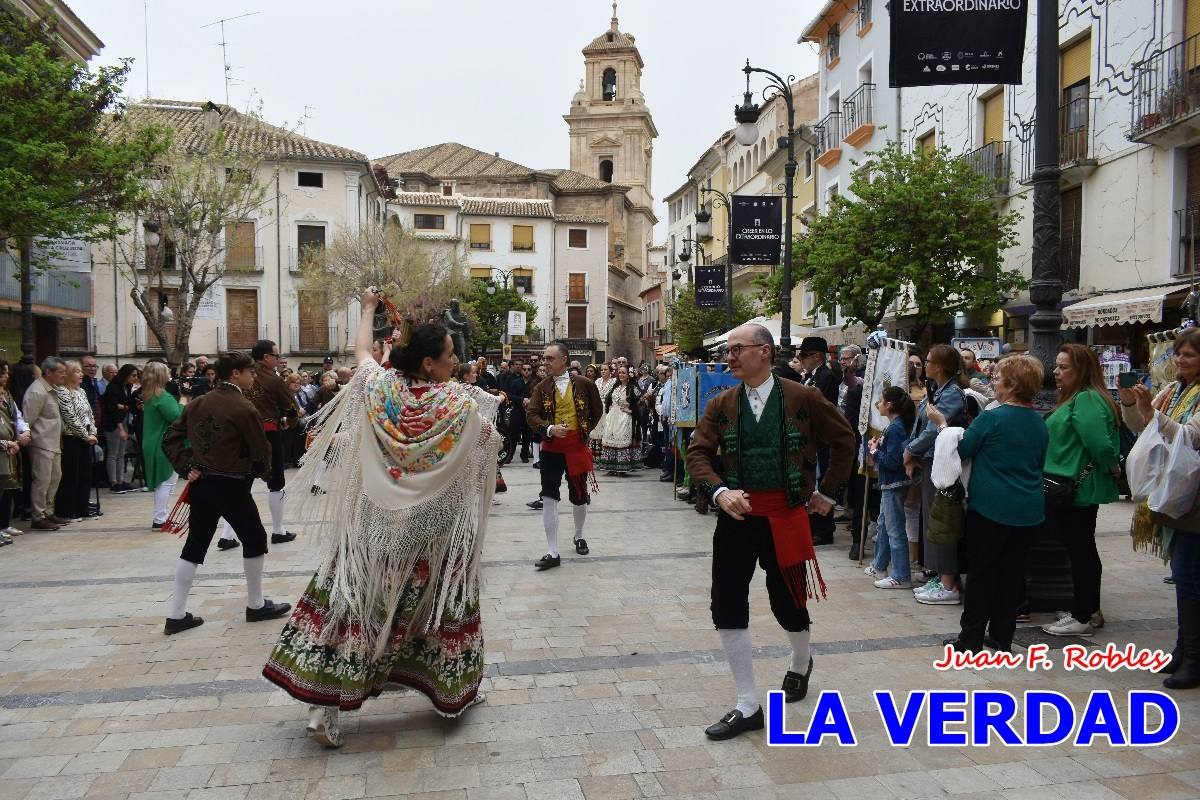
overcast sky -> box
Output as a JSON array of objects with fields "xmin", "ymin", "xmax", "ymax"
[{"xmin": 70, "ymin": 0, "xmax": 821, "ymax": 239}]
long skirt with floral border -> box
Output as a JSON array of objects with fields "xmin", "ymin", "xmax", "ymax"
[
  {"xmin": 597, "ymin": 409, "xmax": 642, "ymax": 473},
  {"xmin": 262, "ymin": 560, "xmax": 484, "ymax": 716}
]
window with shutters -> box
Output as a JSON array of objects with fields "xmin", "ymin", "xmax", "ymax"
[
  {"xmin": 297, "ymin": 224, "xmax": 326, "ymax": 268},
  {"xmin": 568, "ymin": 273, "xmax": 587, "ymax": 303},
  {"xmin": 470, "ymin": 267, "xmax": 493, "ymax": 281},
  {"xmin": 567, "ymin": 305, "xmax": 588, "ymax": 339},
  {"xmin": 145, "ymin": 238, "xmax": 176, "ymax": 270},
  {"xmin": 225, "ymin": 221, "xmax": 257, "ymax": 270},
  {"xmin": 982, "ymin": 91, "xmax": 1004, "ymax": 145},
  {"xmin": 512, "ymin": 225, "xmax": 534, "ymax": 251},
  {"xmin": 59, "ymin": 317, "xmax": 88, "ymax": 352},
  {"xmin": 297, "ymin": 290, "xmax": 329, "ymax": 352},
  {"xmin": 917, "ymin": 130, "xmax": 936, "ymax": 156},
  {"xmin": 469, "ymin": 223, "xmax": 491, "ymax": 249},
  {"xmin": 512, "ymin": 269, "xmax": 533, "ymax": 295},
  {"xmin": 1061, "ymin": 187, "xmax": 1082, "ymax": 291},
  {"xmin": 568, "ymin": 229, "xmax": 588, "ymax": 249},
  {"xmin": 414, "ymin": 214, "xmax": 444, "ymax": 230}
]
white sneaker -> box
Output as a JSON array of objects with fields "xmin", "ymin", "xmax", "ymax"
[
  {"xmin": 864, "ymin": 565, "xmax": 885, "ymax": 579},
  {"xmin": 913, "ymin": 577, "xmax": 941, "ymax": 596},
  {"xmin": 916, "ymin": 586, "xmax": 961, "ymax": 605},
  {"xmin": 874, "ymin": 576, "xmax": 912, "ymax": 589},
  {"xmin": 3, "ymin": 527, "xmax": 23, "ymax": 536},
  {"xmin": 1057, "ymin": 610, "xmax": 1105, "ymax": 629},
  {"xmin": 1042, "ymin": 615, "xmax": 1094, "ymax": 637}
]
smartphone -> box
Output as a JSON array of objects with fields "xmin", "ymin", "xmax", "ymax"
[{"xmin": 1118, "ymin": 372, "xmax": 1138, "ymax": 389}]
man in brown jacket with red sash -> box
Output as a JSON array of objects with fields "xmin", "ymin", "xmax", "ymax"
[
  {"xmin": 687, "ymin": 323, "xmax": 855, "ymax": 740},
  {"xmin": 525, "ymin": 342, "xmax": 603, "ymax": 570}
]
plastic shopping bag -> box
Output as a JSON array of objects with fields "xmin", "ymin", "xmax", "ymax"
[
  {"xmin": 1126, "ymin": 422, "xmax": 1169, "ymax": 503},
  {"xmin": 1147, "ymin": 426, "xmax": 1200, "ymax": 518}
]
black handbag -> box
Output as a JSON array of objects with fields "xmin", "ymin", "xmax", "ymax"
[{"xmin": 1044, "ymin": 461, "xmax": 1093, "ymax": 510}]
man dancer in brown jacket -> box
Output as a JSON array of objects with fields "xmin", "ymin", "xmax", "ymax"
[
  {"xmin": 161, "ymin": 352, "xmax": 291, "ymax": 635},
  {"xmin": 687, "ymin": 323, "xmax": 855, "ymax": 740}
]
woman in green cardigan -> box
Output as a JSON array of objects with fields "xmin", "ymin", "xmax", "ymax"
[
  {"xmin": 1041, "ymin": 343, "xmax": 1121, "ymax": 638},
  {"xmin": 140, "ymin": 362, "xmax": 183, "ymax": 530}
]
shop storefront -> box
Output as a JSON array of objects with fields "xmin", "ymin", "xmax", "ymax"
[{"xmin": 1061, "ymin": 283, "xmax": 1191, "ymax": 372}]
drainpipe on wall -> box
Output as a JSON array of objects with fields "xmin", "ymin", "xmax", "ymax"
[{"xmin": 275, "ymin": 164, "xmax": 283, "ymax": 352}]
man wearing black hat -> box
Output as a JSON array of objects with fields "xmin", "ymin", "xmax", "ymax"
[{"xmin": 797, "ymin": 337, "xmax": 840, "ymax": 545}]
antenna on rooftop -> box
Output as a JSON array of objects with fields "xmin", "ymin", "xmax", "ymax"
[
  {"xmin": 300, "ymin": 105, "xmax": 316, "ymax": 136},
  {"xmin": 200, "ymin": 11, "xmax": 260, "ymax": 106}
]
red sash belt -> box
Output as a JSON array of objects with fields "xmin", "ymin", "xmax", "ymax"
[
  {"xmin": 744, "ymin": 490, "xmax": 827, "ymax": 608},
  {"xmin": 263, "ymin": 420, "xmax": 278, "ymax": 432},
  {"xmin": 541, "ymin": 433, "xmax": 598, "ymax": 497}
]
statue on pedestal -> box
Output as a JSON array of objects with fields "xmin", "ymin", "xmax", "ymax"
[{"xmin": 443, "ymin": 299, "xmax": 470, "ymax": 362}]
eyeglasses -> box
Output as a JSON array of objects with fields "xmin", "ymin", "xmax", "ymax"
[{"xmin": 727, "ymin": 343, "xmax": 767, "ymax": 357}]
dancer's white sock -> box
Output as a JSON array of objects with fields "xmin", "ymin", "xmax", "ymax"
[
  {"xmin": 243, "ymin": 555, "xmax": 265, "ymax": 610},
  {"xmin": 532, "ymin": 442, "xmax": 541, "ymax": 461},
  {"xmin": 788, "ymin": 629, "xmax": 812, "ymax": 674},
  {"xmin": 719, "ymin": 628, "xmax": 759, "ymax": 715},
  {"xmin": 220, "ymin": 520, "xmax": 236, "ymax": 541},
  {"xmin": 152, "ymin": 477, "xmax": 176, "ymax": 525},
  {"xmin": 572, "ymin": 504, "xmax": 587, "ymax": 539},
  {"xmin": 268, "ymin": 490, "xmax": 285, "ymax": 536},
  {"xmin": 170, "ymin": 559, "xmax": 198, "ymax": 620},
  {"xmin": 542, "ymin": 498, "xmax": 559, "ymax": 557}
]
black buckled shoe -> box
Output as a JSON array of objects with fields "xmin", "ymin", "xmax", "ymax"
[
  {"xmin": 271, "ymin": 531, "xmax": 297, "ymax": 544},
  {"xmin": 782, "ymin": 657, "xmax": 813, "ymax": 703},
  {"xmin": 704, "ymin": 707, "xmax": 764, "ymax": 741},
  {"xmin": 217, "ymin": 538, "xmax": 240, "ymax": 551},
  {"xmin": 246, "ymin": 599, "xmax": 292, "ymax": 622},
  {"xmin": 164, "ymin": 613, "xmax": 204, "ymax": 636},
  {"xmin": 534, "ymin": 553, "xmax": 561, "ymax": 571},
  {"xmin": 574, "ymin": 538, "xmax": 589, "ymax": 556},
  {"xmin": 527, "ymin": 499, "xmax": 543, "ymax": 510}
]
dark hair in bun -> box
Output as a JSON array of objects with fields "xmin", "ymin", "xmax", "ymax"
[{"xmin": 394, "ymin": 323, "xmax": 451, "ymax": 376}]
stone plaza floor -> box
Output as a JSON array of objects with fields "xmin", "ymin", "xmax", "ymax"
[{"xmin": 1, "ymin": 464, "xmax": 1198, "ymax": 800}]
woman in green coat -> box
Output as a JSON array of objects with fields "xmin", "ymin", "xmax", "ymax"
[
  {"xmin": 141, "ymin": 362, "xmax": 183, "ymax": 530},
  {"xmin": 1041, "ymin": 343, "xmax": 1121, "ymax": 638}
]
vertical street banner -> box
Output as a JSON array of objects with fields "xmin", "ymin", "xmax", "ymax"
[
  {"xmin": 694, "ymin": 266, "xmax": 725, "ymax": 309},
  {"xmin": 673, "ymin": 362, "xmax": 698, "ymax": 428},
  {"xmin": 507, "ymin": 310, "xmax": 527, "ymax": 337},
  {"xmin": 730, "ymin": 195, "xmax": 782, "ymax": 265},
  {"xmin": 889, "ymin": 0, "xmax": 1028, "ymax": 88},
  {"xmin": 859, "ymin": 334, "xmax": 914, "ymax": 476}
]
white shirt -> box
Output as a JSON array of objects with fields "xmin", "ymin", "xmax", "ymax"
[
  {"xmin": 546, "ymin": 373, "xmax": 571, "ymax": 436},
  {"xmin": 745, "ymin": 375, "xmax": 775, "ymax": 422}
]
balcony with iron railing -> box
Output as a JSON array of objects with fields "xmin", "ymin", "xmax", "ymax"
[
  {"xmin": 1019, "ymin": 97, "xmax": 1100, "ymax": 186},
  {"xmin": 814, "ymin": 110, "xmax": 843, "ymax": 168},
  {"xmin": 962, "ymin": 140, "xmax": 1012, "ymax": 197},
  {"xmin": 1131, "ymin": 32, "xmax": 1200, "ymax": 142},
  {"xmin": 225, "ymin": 245, "xmax": 264, "ymax": 273},
  {"xmin": 842, "ymin": 83, "xmax": 876, "ymax": 148},
  {"xmin": 289, "ymin": 324, "xmax": 339, "ymax": 354}
]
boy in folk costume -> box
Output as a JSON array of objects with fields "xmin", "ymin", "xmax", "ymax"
[
  {"xmin": 525, "ymin": 342, "xmax": 604, "ymax": 570},
  {"xmin": 687, "ymin": 324, "xmax": 855, "ymax": 740}
]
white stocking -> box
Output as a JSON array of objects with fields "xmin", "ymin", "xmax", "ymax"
[
  {"xmin": 532, "ymin": 442, "xmax": 541, "ymax": 461},
  {"xmin": 788, "ymin": 629, "xmax": 812, "ymax": 674},
  {"xmin": 719, "ymin": 628, "xmax": 759, "ymax": 715},
  {"xmin": 268, "ymin": 490, "xmax": 285, "ymax": 536},
  {"xmin": 219, "ymin": 520, "xmax": 236, "ymax": 541},
  {"xmin": 243, "ymin": 555, "xmax": 265, "ymax": 610},
  {"xmin": 542, "ymin": 498, "xmax": 559, "ymax": 557},
  {"xmin": 572, "ymin": 504, "xmax": 587, "ymax": 539},
  {"xmin": 170, "ymin": 559, "xmax": 198, "ymax": 620}
]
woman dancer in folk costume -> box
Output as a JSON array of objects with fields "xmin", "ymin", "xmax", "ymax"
[
  {"xmin": 263, "ymin": 288, "xmax": 503, "ymax": 748},
  {"xmin": 589, "ymin": 363, "xmax": 615, "ymax": 455}
]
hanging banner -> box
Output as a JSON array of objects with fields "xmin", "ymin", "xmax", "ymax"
[
  {"xmin": 694, "ymin": 265, "xmax": 725, "ymax": 309},
  {"xmin": 889, "ymin": 0, "xmax": 1028, "ymax": 88},
  {"xmin": 672, "ymin": 362, "xmax": 698, "ymax": 428},
  {"xmin": 730, "ymin": 195, "xmax": 782, "ymax": 265},
  {"xmin": 507, "ymin": 310, "xmax": 527, "ymax": 337}
]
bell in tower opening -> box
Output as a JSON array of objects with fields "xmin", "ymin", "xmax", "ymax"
[{"xmin": 602, "ymin": 68, "xmax": 617, "ymax": 101}]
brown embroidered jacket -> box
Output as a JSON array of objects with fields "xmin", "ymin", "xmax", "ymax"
[
  {"xmin": 525, "ymin": 374, "xmax": 604, "ymax": 442},
  {"xmin": 163, "ymin": 383, "xmax": 271, "ymax": 478}
]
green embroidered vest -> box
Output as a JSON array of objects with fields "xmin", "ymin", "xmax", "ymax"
[{"xmin": 728, "ymin": 384, "xmax": 786, "ymax": 491}]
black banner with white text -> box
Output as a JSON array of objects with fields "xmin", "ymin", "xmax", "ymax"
[
  {"xmin": 889, "ymin": 0, "xmax": 1028, "ymax": 88},
  {"xmin": 730, "ymin": 195, "xmax": 783, "ymax": 266},
  {"xmin": 694, "ymin": 266, "xmax": 726, "ymax": 309}
]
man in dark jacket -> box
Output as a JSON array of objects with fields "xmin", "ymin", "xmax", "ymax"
[{"xmin": 797, "ymin": 337, "xmax": 840, "ymax": 545}]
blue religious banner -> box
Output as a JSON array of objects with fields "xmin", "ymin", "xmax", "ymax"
[
  {"xmin": 673, "ymin": 362, "xmax": 698, "ymax": 428},
  {"xmin": 699, "ymin": 364, "xmax": 738, "ymax": 417}
]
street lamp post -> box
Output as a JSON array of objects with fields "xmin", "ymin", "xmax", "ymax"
[
  {"xmin": 696, "ymin": 189, "xmax": 733, "ymax": 328},
  {"xmin": 734, "ymin": 60, "xmax": 799, "ymax": 355}
]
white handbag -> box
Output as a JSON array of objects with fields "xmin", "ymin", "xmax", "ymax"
[{"xmin": 1147, "ymin": 423, "xmax": 1200, "ymax": 518}]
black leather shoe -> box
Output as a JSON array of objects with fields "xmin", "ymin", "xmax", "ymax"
[
  {"xmin": 782, "ymin": 657, "xmax": 813, "ymax": 703},
  {"xmin": 532, "ymin": 461, "xmax": 540, "ymax": 469},
  {"xmin": 164, "ymin": 613, "xmax": 204, "ymax": 635},
  {"xmin": 534, "ymin": 553, "xmax": 561, "ymax": 571},
  {"xmin": 943, "ymin": 637, "xmax": 981, "ymax": 654},
  {"xmin": 217, "ymin": 538, "xmax": 240, "ymax": 551},
  {"xmin": 848, "ymin": 544, "xmax": 860, "ymax": 561},
  {"xmin": 152, "ymin": 522, "xmax": 164, "ymax": 530},
  {"xmin": 574, "ymin": 538, "xmax": 589, "ymax": 556},
  {"xmin": 527, "ymin": 499, "xmax": 543, "ymax": 510},
  {"xmin": 658, "ymin": 474, "xmax": 673, "ymax": 482},
  {"xmin": 271, "ymin": 531, "xmax": 297, "ymax": 544},
  {"xmin": 704, "ymin": 707, "xmax": 764, "ymax": 741},
  {"xmin": 246, "ymin": 599, "xmax": 292, "ymax": 622}
]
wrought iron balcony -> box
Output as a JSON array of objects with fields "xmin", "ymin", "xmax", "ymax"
[
  {"xmin": 814, "ymin": 111, "xmax": 843, "ymax": 166},
  {"xmin": 289, "ymin": 324, "xmax": 339, "ymax": 354},
  {"xmin": 1018, "ymin": 97, "xmax": 1099, "ymax": 185},
  {"xmin": 963, "ymin": 140, "xmax": 1011, "ymax": 196},
  {"xmin": 1131, "ymin": 33, "xmax": 1200, "ymax": 142},
  {"xmin": 841, "ymin": 83, "xmax": 876, "ymax": 147}
]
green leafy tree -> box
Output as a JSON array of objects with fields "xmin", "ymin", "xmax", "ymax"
[
  {"xmin": 0, "ymin": 5, "xmax": 169, "ymax": 360},
  {"xmin": 757, "ymin": 140, "xmax": 1025, "ymax": 334},
  {"xmin": 462, "ymin": 280, "xmax": 541, "ymax": 353},
  {"xmin": 665, "ymin": 286, "xmax": 757, "ymax": 354}
]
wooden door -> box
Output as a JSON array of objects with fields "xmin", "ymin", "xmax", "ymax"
[
  {"xmin": 226, "ymin": 289, "xmax": 259, "ymax": 350},
  {"xmin": 567, "ymin": 306, "xmax": 587, "ymax": 339},
  {"xmin": 298, "ymin": 290, "xmax": 329, "ymax": 352}
]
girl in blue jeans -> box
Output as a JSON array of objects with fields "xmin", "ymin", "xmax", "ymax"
[{"xmin": 866, "ymin": 386, "xmax": 915, "ymax": 588}]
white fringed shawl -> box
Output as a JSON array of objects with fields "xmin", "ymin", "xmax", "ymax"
[{"xmin": 292, "ymin": 359, "xmax": 501, "ymax": 659}]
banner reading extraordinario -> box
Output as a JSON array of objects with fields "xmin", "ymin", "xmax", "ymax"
[
  {"xmin": 730, "ymin": 195, "xmax": 782, "ymax": 265},
  {"xmin": 694, "ymin": 265, "xmax": 726, "ymax": 309},
  {"xmin": 889, "ymin": 0, "xmax": 1028, "ymax": 87}
]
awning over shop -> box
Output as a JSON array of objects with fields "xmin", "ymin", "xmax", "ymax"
[
  {"xmin": 654, "ymin": 344, "xmax": 677, "ymax": 359},
  {"xmin": 1061, "ymin": 285, "xmax": 1191, "ymax": 329}
]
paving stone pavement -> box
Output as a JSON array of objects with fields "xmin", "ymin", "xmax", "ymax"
[{"xmin": 1, "ymin": 466, "xmax": 1198, "ymax": 800}]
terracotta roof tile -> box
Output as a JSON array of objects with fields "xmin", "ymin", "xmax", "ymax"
[
  {"xmin": 390, "ymin": 191, "xmax": 460, "ymax": 207},
  {"xmin": 375, "ymin": 143, "xmax": 533, "ymax": 179},
  {"xmin": 544, "ymin": 169, "xmax": 623, "ymax": 192},
  {"xmin": 555, "ymin": 214, "xmax": 609, "ymax": 225},
  {"xmin": 460, "ymin": 197, "xmax": 553, "ymax": 218}
]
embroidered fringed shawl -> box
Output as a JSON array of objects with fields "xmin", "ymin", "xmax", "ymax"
[{"xmin": 293, "ymin": 359, "xmax": 501, "ymax": 660}]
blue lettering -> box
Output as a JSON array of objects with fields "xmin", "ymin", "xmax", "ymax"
[
  {"xmin": 1024, "ymin": 691, "xmax": 1074, "ymax": 746},
  {"xmin": 875, "ymin": 691, "xmax": 925, "ymax": 746},
  {"xmin": 766, "ymin": 691, "xmax": 856, "ymax": 747},
  {"xmin": 767, "ymin": 691, "xmax": 806, "ymax": 746},
  {"xmin": 1128, "ymin": 691, "xmax": 1179, "ymax": 746},
  {"xmin": 1075, "ymin": 691, "xmax": 1128, "ymax": 746},
  {"xmin": 927, "ymin": 691, "xmax": 968, "ymax": 746},
  {"xmin": 971, "ymin": 691, "xmax": 1020, "ymax": 746}
]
